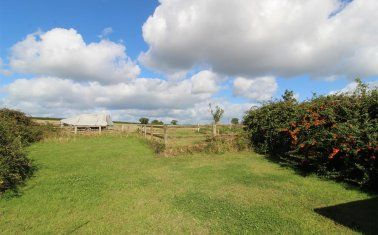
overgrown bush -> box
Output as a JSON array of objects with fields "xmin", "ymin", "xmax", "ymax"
[
  {"xmin": 204, "ymin": 135, "xmax": 250, "ymax": 154},
  {"xmin": 0, "ymin": 109, "xmax": 42, "ymax": 192},
  {"xmin": 0, "ymin": 109, "xmax": 43, "ymax": 146},
  {"xmin": 244, "ymin": 80, "xmax": 378, "ymax": 189},
  {"xmin": 145, "ymin": 139, "xmax": 166, "ymax": 154},
  {"xmin": 156, "ymin": 134, "xmax": 250, "ymax": 156}
]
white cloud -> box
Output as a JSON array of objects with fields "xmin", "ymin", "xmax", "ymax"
[
  {"xmin": 104, "ymin": 99, "xmax": 254, "ymax": 124},
  {"xmin": 9, "ymin": 28, "xmax": 140, "ymax": 84},
  {"xmin": 2, "ymin": 69, "xmax": 224, "ymax": 118},
  {"xmin": 190, "ymin": 70, "xmax": 220, "ymax": 94},
  {"xmin": 140, "ymin": 0, "xmax": 378, "ymax": 79},
  {"xmin": 2, "ymin": 26, "xmax": 250, "ymax": 123},
  {"xmin": 233, "ymin": 76, "xmax": 277, "ymax": 101},
  {"xmin": 99, "ymin": 27, "xmax": 113, "ymax": 39}
]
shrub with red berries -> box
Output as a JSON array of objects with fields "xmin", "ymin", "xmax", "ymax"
[{"xmin": 244, "ymin": 79, "xmax": 378, "ymax": 189}]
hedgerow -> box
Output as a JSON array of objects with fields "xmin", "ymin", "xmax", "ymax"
[
  {"xmin": 0, "ymin": 109, "xmax": 43, "ymax": 146},
  {"xmin": 243, "ymin": 79, "xmax": 378, "ymax": 189},
  {"xmin": 0, "ymin": 109, "xmax": 43, "ymax": 193}
]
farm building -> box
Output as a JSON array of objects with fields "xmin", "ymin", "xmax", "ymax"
[{"xmin": 60, "ymin": 114, "xmax": 113, "ymax": 131}]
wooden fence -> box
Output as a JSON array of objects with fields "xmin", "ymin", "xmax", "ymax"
[
  {"xmin": 137, "ymin": 124, "xmax": 243, "ymax": 146},
  {"xmin": 64, "ymin": 123, "xmax": 243, "ymax": 147}
]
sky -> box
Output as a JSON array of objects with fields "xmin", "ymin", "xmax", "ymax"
[{"xmin": 0, "ymin": 0, "xmax": 377, "ymax": 123}]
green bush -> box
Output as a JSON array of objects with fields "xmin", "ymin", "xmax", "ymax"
[
  {"xmin": 151, "ymin": 120, "xmax": 164, "ymax": 125},
  {"xmin": 244, "ymin": 81, "xmax": 378, "ymax": 189},
  {"xmin": 0, "ymin": 109, "xmax": 42, "ymax": 192},
  {"xmin": 139, "ymin": 117, "xmax": 149, "ymax": 125},
  {"xmin": 0, "ymin": 109, "xmax": 43, "ymax": 146},
  {"xmin": 243, "ymin": 90, "xmax": 300, "ymax": 155}
]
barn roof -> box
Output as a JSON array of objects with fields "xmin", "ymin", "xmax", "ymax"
[{"xmin": 60, "ymin": 114, "xmax": 113, "ymax": 127}]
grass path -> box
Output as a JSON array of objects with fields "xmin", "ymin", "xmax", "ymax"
[{"xmin": 0, "ymin": 135, "xmax": 372, "ymax": 233}]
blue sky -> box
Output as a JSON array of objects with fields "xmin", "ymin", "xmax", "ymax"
[
  {"xmin": 0, "ymin": 0, "xmax": 377, "ymax": 123},
  {"xmin": 0, "ymin": 0, "xmax": 157, "ymax": 58},
  {"xmin": 0, "ymin": 0, "xmax": 159, "ymax": 79}
]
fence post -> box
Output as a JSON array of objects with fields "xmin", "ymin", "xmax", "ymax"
[
  {"xmin": 144, "ymin": 125, "xmax": 147, "ymax": 138},
  {"xmin": 99, "ymin": 126, "xmax": 102, "ymax": 133},
  {"xmin": 121, "ymin": 124, "xmax": 125, "ymax": 132},
  {"xmin": 164, "ymin": 125, "xmax": 168, "ymax": 146},
  {"xmin": 150, "ymin": 125, "xmax": 154, "ymax": 139},
  {"xmin": 126, "ymin": 126, "xmax": 130, "ymax": 137},
  {"xmin": 197, "ymin": 123, "xmax": 200, "ymax": 133},
  {"xmin": 74, "ymin": 126, "xmax": 78, "ymax": 134}
]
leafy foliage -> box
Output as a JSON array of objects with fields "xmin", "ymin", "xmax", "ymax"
[
  {"xmin": 171, "ymin": 120, "xmax": 178, "ymax": 125},
  {"xmin": 244, "ymin": 80, "xmax": 378, "ymax": 189},
  {"xmin": 209, "ymin": 104, "xmax": 224, "ymax": 124},
  {"xmin": 0, "ymin": 109, "xmax": 42, "ymax": 192},
  {"xmin": 0, "ymin": 109, "xmax": 43, "ymax": 146},
  {"xmin": 151, "ymin": 120, "xmax": 164, "ymax": 125},
  {"xmin": 139, "ymin": 117, "xmax": 149, "ymax": 124},
  {"xmin": 231, "ymin": 118, "xmax": 239, "ymax": 125}
]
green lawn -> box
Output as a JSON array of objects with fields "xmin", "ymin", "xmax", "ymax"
[{"xmin": 0, "ymin": 135, "xmax": 373, "ymax": 234}]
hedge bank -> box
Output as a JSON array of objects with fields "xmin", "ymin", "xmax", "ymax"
[{"xmin": 243, "ymin": 80, "xmax": 377, "ymax": 189}]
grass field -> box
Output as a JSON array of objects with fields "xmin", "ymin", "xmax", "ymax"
[{"xmin": 0, "ymin": 134, "xmax": 374, "ymax": 234}]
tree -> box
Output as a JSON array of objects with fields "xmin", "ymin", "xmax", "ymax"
[
  {"xmin": 209, "ymin": 103, "xmax": 224, "ymax": 124},
  {"xmin": 282, "ymin": 90, "xmax": 297, "ymax": 103},
  {"xmin": 171, "ymin": 120, "xmax": 178, "ymax": 125},
  {"xmin": 209, "ymin": 103, "xmax": 224, "ymax": 137},
  {"xmin": 139, "ymin": 117, "xmax": 149, "ymax": 124},
  {"xmin": 231, "ymin": 118, "xmax": 239, "ymax": 125},
  {"xmin": 151, "ymin": 120, "xmax": 164, "ymax": 125}
]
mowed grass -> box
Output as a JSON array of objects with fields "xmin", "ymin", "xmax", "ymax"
[{"xmin": 0, "ymin": 135, "xmax": 372, "ymax": 234}]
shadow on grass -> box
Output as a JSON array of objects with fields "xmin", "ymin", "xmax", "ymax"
[
  {"xmin": 0, "ymin": 161, "xmax": 39, "ymax": 200},
  {"xmin": 314, "ymin": 197, "xmax": 378, "ymax": 235},
  {"xmin": 264, "ymin": 154, "xmax": 311, "ymax": 177},
  {"xmin": 263, "ymin": 153, "xmax": 378, "ymax": 196}
]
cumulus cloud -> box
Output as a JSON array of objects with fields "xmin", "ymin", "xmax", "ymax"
[
  {"xmin": 140, "ymin": 0, "xmax": 378, "ymax": 79},
  {"xmin": 105, "ymin": 99, "xmax": 254, "ymax": 124},
  {"xmin": 1, "ymin": 69, "xmax": 225, "ymax": 119},
  {"xmin": 1, "ymin": 26, "xmax": 246, "ymax": 123},
  {"xmin": 190, "ymin": 70, "xmax": 220, "ymax": 94},
  {"xmin": 233, "ymin": 76, "xmax": 277, "ymax": 101},
  {"xmin": 9, "ymin": 28, "xmax": 140, "ymax": 84}
]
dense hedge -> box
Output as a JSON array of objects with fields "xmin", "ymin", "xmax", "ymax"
[
  {"xmin": 0, "ymin": 109, "xmax": 42, "ymax": 192},
  {"xmin": 244, "ymin": 80, "xmax": 378, "ymax": 189}
]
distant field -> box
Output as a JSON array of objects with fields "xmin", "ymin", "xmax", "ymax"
[
  {"xmin": 32, "ymin": 117, "xmax": 137, "ymax": 125},
  {"xmin": 142, "ymin": 124, "xmax": 244, "ymax": 148},
  {"xmin": 31, "ymin": 117, "xmax": 238, "ymax": 147},
  {"xmin": 0, "ymin": 134, "xmax": 373, "ymax": 234},
  {"xmin": 32, "ymin": 117, "xmax": 62, "ymax": 121}
]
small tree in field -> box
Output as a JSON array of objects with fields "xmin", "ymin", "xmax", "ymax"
[
  {"xmin": 139, "ymin": 117, "xmax": 149, "ymax": 125},
  {"xmin": 209, "ymin": 103, "xmax": 224, "ymax": 124},
  {"xmin": 171, "ymin": 120, "xmax": 178, "ymax": 125},
  {"xmin": 209, "ymin": 103, "xmax": 224, "ymax": 137},
  {"xmin": 231, "ymin": 118, "xmax": 239, "ymax": 125}
]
